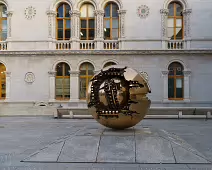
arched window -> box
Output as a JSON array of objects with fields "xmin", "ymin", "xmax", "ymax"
[
  {"xmin": 0, "ymin": 3, "xmax": 7, "ymax": 41},
  {"xmin": 56, "ymin": 3, "xmax": 71, "ymax": 40},
  {"xmin": 168, "ymin": 62, "xmax": 184, "ymax": 100},
  {"xmin": 103, "ymin": 61, "xmax": 116, "ymax": 68},
  {"xmin": 79, "ymin": 62, "xmax": 94, "ymax": 99},
  {"xmin": 55, "ymin": 62, "xmax": 70, "ymax": 100},
  {"xmin": 167, "ymin": 2, "xmax": 183, "ymax": 40},
  {"xmin": 80, "ymin": 3, "xmax": 95, "ymax": 40},
  {"xmin": 104, "ymin": 2, "xmax": 119, "ymax": 40},
  {"xmin": 0, "ymin": 63, "xmax": 6, "ymax": 100}
]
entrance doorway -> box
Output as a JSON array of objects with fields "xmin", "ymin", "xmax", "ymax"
[{"xmin": 0, "ymin": 63, "xmax": 6, "ymax": 99}]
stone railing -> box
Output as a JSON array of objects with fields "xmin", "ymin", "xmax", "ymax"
[
  {"xmin": 167, "ymin": 40, "xmax": 184, "ymax": 49},
  {"xmin": 0, "ymin": 41, "xmax": 7, "ymax": 51},
  {"xmin": 104, "ymin": 40, "xmax": 119, "ymax": 50},
  {"xmin": 56, "ymin": 41, "xmax": 71, "ymax": 50},
  {"xmin": 80, "ymin": 40, "xmax": 96, "ymax": 50}
]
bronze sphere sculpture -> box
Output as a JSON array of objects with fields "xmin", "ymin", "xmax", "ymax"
[{"xmin": 87, "ymin": 66, "xmax": 151, "ymax": 129}]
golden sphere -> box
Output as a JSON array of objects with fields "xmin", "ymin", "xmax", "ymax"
[{"xmin": 87, "ymin": 66, "xmax": 151, "ymax": 129}]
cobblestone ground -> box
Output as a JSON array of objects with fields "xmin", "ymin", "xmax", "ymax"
[{"xmin": 0, "ymin": 117, "xmax": 212, "ymax": 170}]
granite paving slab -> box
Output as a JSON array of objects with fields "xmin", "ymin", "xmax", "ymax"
[
  {"xmin": 58, "ymin": 136, "xmax": 100, "ymax": 162},
  {"xmin": 97, "ymin": 136, "xmax": 135, "ymax": 162},
  {"xmin": 102, "ymin": 128, "xmax": 134, "ymax": 136}
]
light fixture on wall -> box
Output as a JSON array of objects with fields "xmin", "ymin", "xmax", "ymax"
[
  {"xmin": 104, "ymin": 28, "xmax": 107, "ymax": 32},
  {"xmin": 80, "ymin": 32, "xmax": 83, "ymax": 36}
]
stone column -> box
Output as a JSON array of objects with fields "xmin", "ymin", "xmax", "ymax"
[
  {"xmin": 5, "ymin": 71, "xmax": 11, "ymax": 101},
  {"xmin": 160, "ymin": 9, "xmax": 169, "ymax": 49},
  {"xmin": 6, "ymin": 11, "xmax": 13, "ymax": 50},
  {"xmin": 162, "ymin": 71, "xmax": 169, "ymax": 102},
  {"xmin": 118, "ymin": 10, "xmax": 126, "ymax": 49},
  {"xmin": 182, "ymin": 9, "xmax": 192, "ymax": 49},
  {"xmin": 46, "ymin": 10, "xmax": 57, "ymax": 49},
  {"xmin": 48, "ymin": 71, "xmax": 56, "ymax": 102},
  {"xmin": 94, "ymin": 10, "xmax": 104, "ymax": 50},
  {"xmin": 69, "ymin": 71, "xmax": 80, "ymax": 102},
  {"xmin": 70, "ymin": 10, "xmax": 80, "ymax": 49},
  {"xmin": 183, "ymin": 70, "xmax": 191, "ymax": 102}
]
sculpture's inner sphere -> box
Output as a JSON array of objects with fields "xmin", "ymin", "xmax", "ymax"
[{"xmin": 87, "ymin": 66, "xmax": 151, "ymax": 129}]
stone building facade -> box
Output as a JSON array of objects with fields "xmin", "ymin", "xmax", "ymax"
[{"xmin": 0, "ymin": 0, "xmax": 212, "ymax": 115}]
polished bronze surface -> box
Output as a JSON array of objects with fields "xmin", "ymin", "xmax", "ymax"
[{"xmin": 87, "ymin": 66, "xmax": 151, "ymax": 129}]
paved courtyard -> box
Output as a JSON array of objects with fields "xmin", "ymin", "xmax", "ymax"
[{"xmin": 0, "ymin": 117, "xmax": 212, "ymax": 170}]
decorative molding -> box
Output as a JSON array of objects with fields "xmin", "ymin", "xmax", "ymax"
[
  {"xmin": 69, "ymin": 70, "xmax": 80, "ymax": 76},
  {"xmin": 70, "ymin": 10, "xmax": 80, "ymax": 39},
  {"xmin": 161, "ymin": 71, "xmax": 169, "ymax": 76},
  {"xmin": 182, "ymin": 9, "xmax": 192, "ymax": 38},
  {"xmin": 34, "ymin": 101, "xmax": 48, "ymax": 107},
  {"xmin": 48, "ymin": 71, "xmax": 56, "ymax": 77},
  {"xmin": 118, "ymin": 10, "xmax": 126, "ymax": 38},
  {"xmin": 25, "ymin": 6, "xmax": 36, "ymax": 20},
  {"xmin": 140, "ymin": 71, "xmax": 149, "ymax": 81},
  {"xmin": 160, "ymin": 9, "xmax": 169, "ymax": 39},
  {"xmin": 6, "ymin": 11, "xmax": 13, "ymax": 17},
  {"xmin": 1, "ymin": 50, "xmax": 212, "ymax": 56},
  {"xmin": 183, "ymin": 70, "xmax": 191, "ymax": 76},
  {"xmin": 24, "ymin": 72, "xmax": 35, "ymax": 83},
  {"xmin": 94, "ymin": 10, "xmax": 104, "ymax": 39},
  {"xmin": 6, "ymin": 11, "xmax": 13, "ymax": 38},
  {"xmin": 4, "ymin": 71, "xmax": 11, "ymax": 77},
  {"xmin": 137, "ymin": 5, "xmax": 150, "ymax": 18},
  {"xmin": 46, "ymin": 10, "xmax": 57, "ymax": 38}
]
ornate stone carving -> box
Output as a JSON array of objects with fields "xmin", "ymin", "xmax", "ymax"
[
  {"xmin": 70, "ymin": 10, "xmax": 80, "ymax": 39},
  {"xmin": 6, "ymin": 11, "xmax": 13, "ymax": 38},
  {"xmin": 25, "ymin": 72, "xmax": 35, "ymax": 83},
  {"xmin": 183, "ymin": 70, "xmax": 191, "ymax": 76},
  {"xmin": 69, "ymin": 71, "xmax": 80, "ymax": 76},
  {"xmin": 94, "ymin": 10, "xmax": 104, "ymax": 39},
  {"xmin": 48, "ymin": 71, "xmax": 56, "ymax": 77},
  {"xmin": 25, "ymin": 6, "xmax": 36, "ymax": 20},
  {"xmin": 137, "ymin": 5, "xmax": 150, "ymax": 18},
  {"xmin": 4, "ymin": 71, "xmax": 11, "ymax": 77},
  {"xmin": 161, "ymin": 71, "xmax": 169, "ymax": 76},
  {"xmin": 118, "ymin": 10, "xmax": 126, "ymax": 38},
  {"xmin": 140, "ymin": 71, "xmax": 149, "ymax": 81},
  {"xmin": 46, "ymin": 10, "xmax": 57, "ymax": 38},
  {"xmin": 182, "ymin": 9, "xmax": 192, "ymax": 38},
  {"xmin": 160, "ymin": 9, "xmax": 169, "ymax": 39},
  {"xmin": 34, "ymin": 102, "xmax": 48, "ymax": 107}
]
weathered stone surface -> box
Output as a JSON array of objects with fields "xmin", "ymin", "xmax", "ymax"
[
  {"xmin": 58, "ymin": 136, "xmax": 100, "ymax": 162},
  {"xmin": 97, "ymin": 136, "xmax": 135, "ymax": 162},
  {"xmin": 136, "ymin": 136, "xmax": 175, "ymax": 163}
]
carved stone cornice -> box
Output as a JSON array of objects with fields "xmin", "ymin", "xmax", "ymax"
[
  {"xmin": 4, "ymin": 71, "xmax": 11, "ymax": 77},
  {"xmin": 70, "ymin": 10, "xmax": 80, "ymax": 17},
  {"xmin": 182, "ymin": 9, "xmax": 192, "ymax": 15},
  {"xmin": 6, "ymin": 11, "xmax": 13, "ymax": 17},
  {"xmin": 48, "ymin": 71, "xmax": 56, "ymax": 77},
  {"xmin": 161, "ymin": 71, "xmax": 169, "ymax": 76},
  {"xmin": 94, "ymin": 10, "xmax": 104, "ymax": 16},
  {"xmin": 1, "ymin": 50, "xmax": 212, "ymax": 56},
  {"xmin": 69, "ymin": 70, "xmax": 80, "ymax": 76},
  {"xmin": 183, "ymin": 70, "xmax": 191, "ymax": 76},
  {"xmin": 118, "ymin": 10, "xmax": 126, "ymax": 15},
  {"xmin": 160, "ymin": 9, "xmax": 169, "ymax": 15},
  {"xmin": 46, "ymin": 10, "xmax": 57, "ymax": 16}
]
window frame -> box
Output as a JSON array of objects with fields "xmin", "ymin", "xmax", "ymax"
[
  {"xmin": 55, "ymin": 62, "xmax": 70, "ymax": 100},
  {"xmin": 79, "ymin": 63, "xmax": 94, "ymax": 100},
  {"xmin": 168, "ymin": 62, "xmax": 184, "ymax": 100},
  {"xmin": 0, "ymin": 63, "xmax": 6, "ymax": 100},
  {"xmin": 104, "ymin": 3, "xmax": 119, "ymax": 40},
  {"xmin": 56, "ymin": 3, "xmax": 71, "ymax": 41},
  {"xmin": 80, "ymin": 3, "xmax": 95, "ymax": 40},
  {"xmin": 0, "ymin": 3, "xmax": 7, "ymax": 41},
  {"xmin": 167, "ymin": 2, "xmax": 184, "ymax": 40}
]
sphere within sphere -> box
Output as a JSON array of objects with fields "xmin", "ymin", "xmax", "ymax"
[{"xmin": 87, "ymin": 66, "xmax": 151, "ymax": 129}]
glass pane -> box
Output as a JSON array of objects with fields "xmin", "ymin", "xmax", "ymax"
[
  {"xmin": 65, "ymin": 5, "xmax": 70, "ymax": 17},
  {"xmin": 88, "ymin": 4, "xmax": 94, "ymax": 17},
  {"xmin": 88, "ymin": 70, "xmax": 94, "ymax": 75},
  {"xmin": 80, "ymin": 63, "xmax": 87, "ymax": 70},
  {"xmin": 104, "ymin": 28, "xmax": 110, "ymax": 39},
  {"xmin": 58, "ymin": 20, "xmax": 63, "ymax": 29},
  {"xmin": 167, "ymin": 27, "xmax": 174, "ymax": 39},
  {"xmin": 57, "ymin": 5, "xmax": 63, "ymax": 17},
  {"xmin": 176, "ymin": 19, "xmax": 182, "ymax": 27},
  {"xmin": 104, "ymin": 62, "xmax": 116, "ymax": 68},
  {"xmin": 112, "ymin": 19, "xmax": 118, "ymax": 28},
  {"xmin": 88, "ymin": 63, "xmax": 94, "ymax": 70},
  {"xmin": 57, "ymin": 29, "xmax": 63, "ymax": 39},
  {"xmin": 176, "ymin": 67, "xmax": 183, "ymax": 75},
  {"xmin": 81, "ymin": 20, "xmax": 87, "ymax": 28},
  {"xmin": 176, "ymin": 88, "xmax": 183, "ymax": 98},
  {"xmin": 80, "ymin": 78, "xmax": 86, "ymax": 98},
  {"xmin": 2, "ymin": 31, "xmax": 7, "ymax": 41},
  {"xmin": 89, "ymin": 29, "xmax": 94, "ymax": 40},
  {"xmin": 65, "ymin": 64, "xmax": 70, "ymax": 76},
  {"xmin": 168, "ymin": 78, "xmax": 174, "ymax": 98},
  {"xmin": 80, "ymin": 5, "xmax": 86, "ymax": 17},
  {"xmin": 176, "ymin": 28, "xmax": 182, "ymax": 39},
  {"xmin": 89, "ymin": 19, "xmax": 94, "ymax": 28},
  {"xmin": 112, "ymin": 4, "xmax": 119, "ymax": 17},
  {"xmin": 104, "ymin": 4, "xmax": 110, "ymax": 17},
  {"xmin": 104, "ymin": 20, "xmax": 110, "ymax": 28},
  {"xmin": 80, "ymin": 70, "xmax": 86, "ymax": 75},
  {"xmin": 176, "ymin": 78, "xmax": 182, "ymax": 88},
  {"xmin": 65, "ymin": 29, "xmax": 70, "ymax": 39},
  {"xmin": 176, "ymin": 3, "xmax": 183, "ymax": 16},
  {"xmin": 168, "ymin": 68, "xmax": 174, "ymax": 75},
  {"xmin": 66, "ymin": 20, "xmax": 70, "ymax": 29},
  {"xmin": 80, "ymin": 29, "xmax": 86, "ymax": 39},
  {"xmin": 167, "ymin": 18, "xmax": 174, "ymax": 27},
  {"xmin": 0, "ymin": 4, "xmax": 7, "ymax": 17},
  {"xmin": 168, "ymin": 3, "xmax": 174, "ymax": 16},
  {"xmin": 112, "ymin": 29, "xmax": 118, "ymax": 39},
  {"xmin": 56, "ymin": 64, "xmax": 63, "ymax": 76}
]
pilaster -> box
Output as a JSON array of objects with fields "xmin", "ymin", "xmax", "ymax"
[
  {"xmin": 69, "ymin": 71, "xmax": 80, "ymax": 101},
  {"xmin": 160, "ymin": 9, "xmax": 169, "ymax": 49},
  {"xmin": 48, "ymin": 71, "xmax": 56, "ymax": 102},
  {"xmin": 94, "ymin": 10, "xmax": 104, "ymax": 49},
  {"xmin": 183, "ymin": 70, "xmax": 191, "ymax": 102},
  {"xmin": 162, "ymin": 71, "xmax": 169, "ymax": 102},
  {"xmin": 70, "ymin": 10, "xmax": 80, "ymax": 49},
  {"xmin": 5, "ymin": 71, "xmax": 11, "ymax": 101}
]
